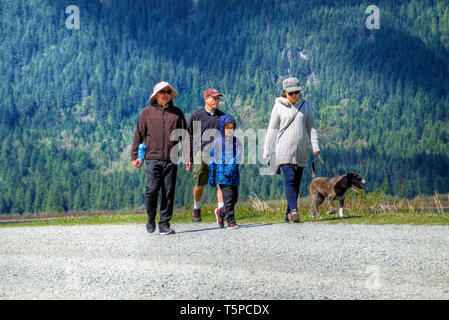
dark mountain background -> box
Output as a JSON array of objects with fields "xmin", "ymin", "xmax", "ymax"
[{"xmin": 0, "ymin": 0, "xmax": 448, "ymax": 214}]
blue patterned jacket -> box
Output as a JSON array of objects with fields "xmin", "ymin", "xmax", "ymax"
[{"xmin": 209, "ymin": 115, "xmax": 243, "ymax": 186}]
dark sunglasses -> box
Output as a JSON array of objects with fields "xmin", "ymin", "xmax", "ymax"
[
  {"xmin": 287, "ymin": 90, "xmax": 300, "ymax": 96},
  {"xmin": 159, "ymin": 89, "xmax": 172, "ymax": 95}
]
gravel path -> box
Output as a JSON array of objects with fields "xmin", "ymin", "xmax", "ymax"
[{"xmin": 1, "ymin": 222, "xmax": 448, "ymax": 299}]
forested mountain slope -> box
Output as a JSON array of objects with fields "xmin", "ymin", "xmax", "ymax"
[{"xmin": 0, "ymin": 0, "xmax": 448, "ymax": 213}]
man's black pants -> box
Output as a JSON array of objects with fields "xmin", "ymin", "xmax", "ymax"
[
  {"xmin": 144, "ymin": 160, "xmax": 178, "ymax": 227},
  {"xmin": 218, "ymin": 184, "xmax": 238, "ymax": 224}
]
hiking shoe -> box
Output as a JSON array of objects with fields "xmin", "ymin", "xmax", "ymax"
[
  {"xmin": 215, "ymin": 208, "xmax": 224, "ymax": 228},
  {"xmin": 289, "ymin": 209, "xmax": 300, "ymax": 223},
  {"xmin": 226, "ymin": 222, "xmax": 240, "ymax": 230},
  {"xmin": 192, "ymin": 208, "xmax": 201, "ymax": 222},
  {"xmin": 158, "ymin": 224, "xmax": 175, "ymax": 235},
  {"xmin": 145, "ymin": 218, "xmax": 156, "ymax": 233},
  {"xmin": 285, "ymin": 213, "xmax": 290, "ymax": 223}
]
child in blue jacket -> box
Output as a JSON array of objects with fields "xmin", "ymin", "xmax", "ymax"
[{"xmin": 209, "ymin": 115, "xmax": 242, "ymax": 229}]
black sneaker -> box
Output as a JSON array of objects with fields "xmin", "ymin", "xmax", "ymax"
[
  {"xmin": 192, "ymin": 208, "xmax": 201, "ymax": 222},
  {"xmin": 146, "ymin": 218, "xmax": 156, "ymax": 233},
  {"xmin": 226, "ymin": 222, "xmax": 240, "ymax": 230},
  {"xmin": 289, "ymin": 209, "xmax": 300, "ymax": 223},
  {"xmin": 158, "ymin": 224, "xmax": 175, "ymax": 235},
  {"xmin": 215, "ymin": 208, "xmax": 224, "ymax": 228}
]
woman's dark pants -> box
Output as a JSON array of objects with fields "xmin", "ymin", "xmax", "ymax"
[{"xmin": 280, "ymin": 165, "xmax": 304, "ymax": 213}]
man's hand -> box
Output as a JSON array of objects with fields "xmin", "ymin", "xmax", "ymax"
[
  {"xmin": 186, "ymin": 162, "xmax": 192, "ymax": 171},
  {"xmin": 314, "ymin": 151, "xmax": 320, "ymax": 156},
  {"xmin": 132, "ymin": 159, "xmax": 143, "ymax": 168}
]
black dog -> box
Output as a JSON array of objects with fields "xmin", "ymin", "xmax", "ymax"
[{"xmin": 310, "ymin": 163, "xmax": 367, "ymax": 218}]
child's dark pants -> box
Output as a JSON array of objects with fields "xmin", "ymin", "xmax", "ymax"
[{"xmin": 218, "ymin": 184, "xmax": 238, "ymax": 224}]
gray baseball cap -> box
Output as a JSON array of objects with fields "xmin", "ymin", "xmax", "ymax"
[{"xmin": 283, "ymin": 77, "xmax": 301, "ymax": 92}]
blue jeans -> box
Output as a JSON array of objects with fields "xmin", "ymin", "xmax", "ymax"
[{"xmin": 280, "ymin": 165, "xmax": 304, "ymax": 213}]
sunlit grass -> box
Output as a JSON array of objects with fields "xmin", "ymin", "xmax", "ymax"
[{"xmin": 1, "ymin": 190, "xmax": 448, "ymax": 227}]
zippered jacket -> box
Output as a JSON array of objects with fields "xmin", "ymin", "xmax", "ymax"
[
  {"xmin": 209, "ymin": 115, "xmax": 242, "ymax": 186},
  {"xmin": 131, "ymin": 102, "xmax": 190, "ymax": 163},
  {"xmin": 263, "ymin": 97, "xmax": 320, "ymax": 167},
  {"xmin": 188, "ymin": 107, "xmax": 225, "ymax": 162}
]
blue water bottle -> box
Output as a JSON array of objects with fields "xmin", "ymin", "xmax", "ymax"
[{"xmin": 138, "ymin": 144, "xmax": 147, "ymax": 164}]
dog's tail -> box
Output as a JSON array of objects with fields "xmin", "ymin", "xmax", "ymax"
[{"xmin": 312, "ymin": 162, "xmax": 316, "ymax": 178}]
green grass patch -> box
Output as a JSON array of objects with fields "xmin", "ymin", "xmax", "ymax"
[
  {"xmin": 1, "ymin": 201, "xmax": 448, "ymax": 228},
  {"xmin": 314, "ymin": 212, "xmax": 449, "ymax": 225}
]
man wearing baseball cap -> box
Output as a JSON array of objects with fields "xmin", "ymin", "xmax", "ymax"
[{"xmin": 188, "ymin": 88, "xmax": 226, "ymax": 222}]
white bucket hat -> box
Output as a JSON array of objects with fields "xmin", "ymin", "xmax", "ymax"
[{"xmin": 148, "ymin": 81, "xmax": 179, "ymax": 105}]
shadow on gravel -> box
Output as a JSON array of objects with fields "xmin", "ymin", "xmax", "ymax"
[
  {"xmin": 320, "ymin": 216, "xmax": 365, "ymax": 222},
  {"xmin": 176, "ymin": 222, "xmax": 285, "ymax": 234},
  {"xmin": 176, "ymin": 226, "xmax": 223, "ymax": 234},
  {"xmin": 239, "ymin": 222, "xmax": 285, "ymax": 229}
]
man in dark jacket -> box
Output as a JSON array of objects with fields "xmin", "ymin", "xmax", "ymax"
[
  {"xmin": 131, "ymin": 81, "xmax": 191, "ymax": 235},
  {"xmin": 188, "ymin": 88, "xmax": 225, "ymax": 222}
]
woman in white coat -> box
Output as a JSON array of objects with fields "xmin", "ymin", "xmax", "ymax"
[{"xmin": 263, "ymin": 77, "xmax": 321, "ymax": 223}]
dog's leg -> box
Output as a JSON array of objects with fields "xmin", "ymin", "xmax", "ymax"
[
  {"xmin": 326, "ymin": 197, "xmax": 336, "ymax": 215},
  {"xmin": 311, "ymin": 194, "xmax": 322, "ymax": 219},
  {"xmin": 338, "ymin": 198, "xmax": 346, "ymax": 218}
]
